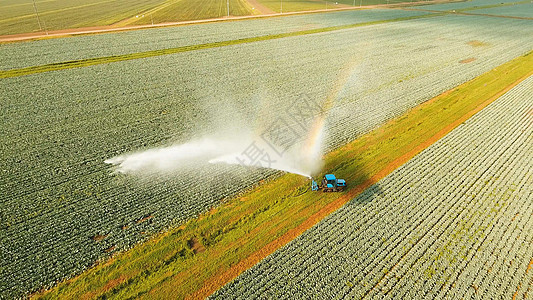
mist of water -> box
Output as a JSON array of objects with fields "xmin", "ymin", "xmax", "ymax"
[
  {"xmin": 207, "ymin": 129, "xmax": 324, "ymax": 179},
  {"xmin": 105, "ymin": 134, "xmax": 253, "ymax": 174},
  {"xmin": 105, "ymin": 127, "xmax": 323, "ymax": 178},
  {"xmin": 106, "ymin": 58, "xmax": 360, "ymax": 179}
]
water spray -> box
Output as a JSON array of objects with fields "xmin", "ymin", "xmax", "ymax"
[{"xmin": 106, "ymin": 58, "xmax": 360, "ymax": 182}]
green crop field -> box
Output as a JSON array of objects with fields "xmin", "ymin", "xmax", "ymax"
[
  {"xmin": 0, "ymin": 0, "xmax": 432, "ymax": 36},
  {"xmin": 119, "ymin": 0, "xmax": 256, "ymax": 26},
  {"xmin": 34, "ymin": 52, "xmax": 533, "ymax": 299},
  {"xmin": 1, "ymin": 0, "xmax": 533, "ymax": 298}
]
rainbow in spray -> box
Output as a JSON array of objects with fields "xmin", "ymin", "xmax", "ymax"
[{"xmin": 106, "ymin": 59, "xmax": 360, "ymax": 178}]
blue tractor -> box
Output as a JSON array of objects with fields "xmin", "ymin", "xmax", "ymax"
[{"xmin": 311, "ymin": 174, "xmax": 346, "ymax": 192}]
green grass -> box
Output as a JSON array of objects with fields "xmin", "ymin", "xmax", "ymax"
[
  {"xmin": 34, "ymin": 50, "xmax": 533, "ymax": 300},
  {"xmin": 0, "ymin": 12, "xmax": 439, "ymax": 78}
]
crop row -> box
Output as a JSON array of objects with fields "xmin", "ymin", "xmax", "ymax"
[
  {"xmin": 417, "ymin": 0, "xmax": 521, "ymax": 11},
  {"xmin": 2, "ymin": 12, "xmax": 533, "ymax": 299},
  {"xmin": 472, "ymin": 3, "xmax": 533, "ymax": 19},
  {"xmin": 211, "ymin": 75, "xmax": 533, "ymax": 299},
  {"xmin": 0, "ymin": 9, "xmax": 431, "ymax": 71}
]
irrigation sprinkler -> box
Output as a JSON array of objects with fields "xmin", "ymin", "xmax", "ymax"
[{"xmin": 227, "ymin": 0, "xmax": 230, "ymax": 17}]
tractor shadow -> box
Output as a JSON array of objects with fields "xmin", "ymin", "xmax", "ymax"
[{"xmin": 325, "ymin": 158, "xmax": 386, "ymax": 207}]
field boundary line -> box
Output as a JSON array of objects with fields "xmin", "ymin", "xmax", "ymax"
[
  {"xmin": 188, "ymin": 55, "xmax": 533, "ymax": 300},
  {"xmin": 0, "ymin": 13, "xmax": 443, "ymax": 79}
]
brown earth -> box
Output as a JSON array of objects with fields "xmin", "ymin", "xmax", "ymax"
[
  {"xmin": 91, "ymin": 234, "xmax": 107, "ymax": 242},
  {"xmin": 188, "ymin": 238, "xmax": 206, "ymax": 254}
]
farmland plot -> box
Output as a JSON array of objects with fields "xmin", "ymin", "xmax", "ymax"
[
  {"xmin": 1, "ymin": 11, "xmax": 533, "ymax": 299},
  {"xmin": 211, "ymin": 75, "xmax": 533, "ymax": 299},
  {"xmin": 472, "ymin": 3, "xmax": 533, "ymax": 18},
  {"xmin": 0, "ymin": 9, "xmax": 431, "ymax": 70},
  {"xmin": 417, "ymin": 0, "xmax": 523, "ymax": 11},
  {"xmin": 0, "ymin": 0, "xmax": 168, "ymax": 36}
]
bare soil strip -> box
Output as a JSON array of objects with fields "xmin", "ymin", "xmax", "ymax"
[{"xmin": 188, "ymin": 59, "xmax": 533, "ymax": 300}]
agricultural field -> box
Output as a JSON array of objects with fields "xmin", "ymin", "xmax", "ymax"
[
  {"xmin": 411, "ymin": 0, "xmax": 528, "ymax": 11},
  {"xmin": 0, "ymin": 9, "xmax": 432, "ymax": 70},
  {"xmin": 472, "ymin": 2, "xmax": 533, "ymax": 18},
  {"xmin": 212, "ymin": 75, "xmax": 533, "ymax": 299},
  {"xmin": 254, "ymin": 0, "xmax": 425, "ymax": 13},
  {"xmin": 0, "ymin": 0, "xmax": 429, "ymax": 35},
  {"xmin": 0, "ymin": 0, "xmax": 167, "ymax": 35},
  {"xmin": 0, "ymin": 0, "xmax": 257, "ymax": 35},
  {"xmin": 1, "ymin": 1, "xmax": 533, "ymax": 299},
  {"xmin": 115, "ymin": 0, "xmax": 256, "ymax": 27}
]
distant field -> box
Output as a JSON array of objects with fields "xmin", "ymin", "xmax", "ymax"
[
  {"xmin": 0, "ymin": 0, "xmax": 166, "ymax": 35},
  {"xmin": 0, "ymin": 0, "xmax": 255, "ymax": 35},
  {"xmin": 472, "ymin": 2, "xmax": 533, "ymax": 18},
  {"xmin": 36, "ymin": 48, "xmax": 533, "ymax": 300},
  {"xmin": 412, "ymin": 0, "xmax": 527, "ymax": 11},
  {"xmin": 0, "ymin": 0, "xmax": 431, "ymax": 35},
  {"xmin": 120, "ymin": 0, "xmax": 256, "ymax": 26},
  {"xmin": 255, "ymin": 0, "xmax": 425, "ymax": 13}
]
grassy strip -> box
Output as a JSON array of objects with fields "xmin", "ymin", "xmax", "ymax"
[
  {"xmin": 0, "ymin": 13, "xmax": 438, "ymax": 79},
  {"xmin": 35, "ymin": 51, "xmax": 533, "ymax": 300}
]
